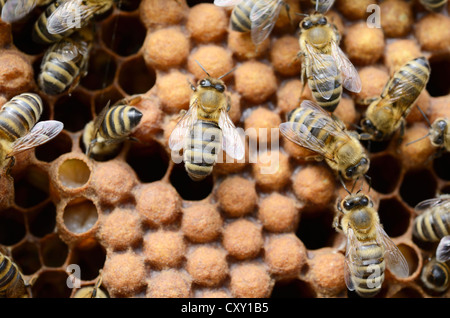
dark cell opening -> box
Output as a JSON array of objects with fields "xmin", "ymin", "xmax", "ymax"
[
  {"xmin": 41, "ymin": 234, "xmax": 69, "ymax": 267},
  {"xmin": 102, "ymin": 14, "xmax": 146, "ymax": 56},
  {"xmin": 11, "ymin": 242, "xmax": 41, "ymax": 275},
  {"xmin": 35, "ymin": 131, "xmax": 72, "ymax": 163},
  {"xmin": 0, "ymin": 209, "xmax": 25, "ymax": 246},
  {"xmin": 271, "ymin": 279, "xmax": 317, "ymax": 298},
  {"xmin": 68, "ymin": 242, "xmax": 106, "ymax": 281},
  {"xmin": 366, "ymin": 154, "xmax": 402, "ymax": 194},
  {"xmin": 117, "ymin": 0, "xmax": 141, "ymax": 11},
  {"xmin": 361, "ymin": 138, "xmax": 391, "ymax": 154},
  {"xmin": 378, "ymin": 198, "xmax": 411, "ymax": 238},
  {"xmin": 433, "ymin": 152, "xmax": 450, "ymax": 181},
  {"xmin": 32, "ymin": 271, "xmax": 72, "ymax": 298},
  {"xmin": 426, "ymin": 54, "xmax": 450, "ymax": 97},
  {"xmin": 170, "ymin": 163, "xmax": 214, "ymax": 201},
  {"xmin": 296, "ymin": 209, "xmax": 336, "ymax": 250},
  {"xmin": 54, "ymin": 93, "xmax": 92, "ymax": 133},
  {"xmin": 391, "ymin": 287, "xmax": 423, "ymax": 298},
  {"xmin": 118, "ymin": 56, "xmax": 156, "ymax": 95},
  {"xmin": 93, "ymin": 87, "xmax": 124, "ymax": 115},
  {"xmin": 14, "ymin": 167, "xmax": 49, "ymax": 209},
  {"xmin": 29, "ymin": 202, "xmax": 57, "ymax": 238},
  {"xmin": 186, "ymin": 0, "xmax": 210, "ymax": 7},
  {"xmin": 126, "ymin": 142, "xmax": 169, "ymax": 183},
  {"xmin": 400, "ymin": 169, "xmax": 437, "ymax": 208},
  {"xmin": 80, "ymin": 49, "xmax": 117, "ymax": 90},
  {"xmin": 11, "ymin": 10, "xmax": 48, "ymax": 55}
]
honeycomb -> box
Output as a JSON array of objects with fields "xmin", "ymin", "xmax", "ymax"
[{"xmin": 0, "ymin": 0, "xmax": 449, "ymax": 298}]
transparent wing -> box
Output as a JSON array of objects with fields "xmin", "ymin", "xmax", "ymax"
[
  {"xmin": 436, "ymin": 236, "xmax": 450, "ymax": 263},
  {"xmin": 45, "ymin": 38, "xmax": 87, "ymax": 64},
  {"xmin": 1, "ymin": 0, "xmax": 37, "ymax": 22},
  {"xmin": 376, "ymin": 223, "xmax": 409, "ymax": 278},
  {"xmin": 47, "ymin": 0, "xmax": 104, "ymax": 35},
  {"xmin": 343, "ymin": 227, "xmax": 363, "ymax": 292},
  {"xmin": 331, "ymin": 41, "xmax": 361, "ymax": 93},
  {"xmin": 218, "ymin": 108, "xmax": 245, "ymax": 160},
  {"xmin": 250, "ymin": 0, "xmax": 284, "ymax": 46},
  {"xmin": 168, "ymin": 101, "xmax": 198, "ymax": 152},
  {"xmin": 8, "ymin": 120, "xmax": 64, "ymax": 157},
  {"xmin": 312, "ymin": 0, "xmax": 336, "ymax": 13},
  {"xmin": 414, "ymin": 195, "xmax": 450, "ymax": 214},
  {"xmin": 214, "ymin": 0, "xmax": 242, "ymax": 6},
  {"xmin": 305, "ymin": 43, "xmax": 338, "ymax": 100}
]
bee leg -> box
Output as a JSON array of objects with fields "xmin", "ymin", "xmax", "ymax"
[
  {"xmin": 305, "ymin": 155, "xmax": 323, "ymax": 162},
  {"xmin": 86, "ymin": 139, "xmax": 98, "ymax": 157},
  {"xmin": 396, "ymin": 119, "xmax": 406, "ymax": 150},
  {"xmin": 5, "ymin": 156, "xmax": 15, "ymax": 176}
]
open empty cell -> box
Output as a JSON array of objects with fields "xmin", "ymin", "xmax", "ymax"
[
  {"xmin": 400, "ymin": 169, "xmax": 437, "ymax": 208},
  {"xmin": 366, "ymin": 154, "xmax": 402, "ymax": 194},
  {"xmin": 31, "ymin": 270, "xmax": 72, "ymax": 298},
  {"xmin": 0, "ymin": 209, "xmax": 25, "ymax": 245},
  {"xmin": 296, "ymin": 209, "xmax": 336, "ymax": 250},
  {"xmin": 169, "ymin": 163, "xmax": 214, "ymax": 201},
  {"xmin": 14, "ymin": 167, "xmax": 49, "ymax": 209},
  {"xmin": 11, "ymin": 241, "xmax": 41, "ymax": 275},
  {"xmin": 118, "ymin": 56, "xmax": 156, "ymax": 95},
  {"xmin": 58, "ymin": 158, "xmax": 91, "ymax": 189},
  {"xmin": 29, "ymin": 202, "xmax": 57, "ymax": 238},
  {"xmin": 426, "ymin": 54, "xmax": 450, "ymax": 97},
  {"xmin": 378, "ymin": 198, "xmax": 411, "ymax": 238},
  {"xmin": 41, "ymin": 234, "xmax": 69, "ymax": 267},
  {"xmin": 433, "ymin": 152, "xmax": 450, "ymax": 181},
  {"xmin": 68, "ymin": 242, "xmax": 106, "ymax": 281},
  {"xmin": 63, "ymin": 198, "xmax": 98, "ymax": 234},
  {"xmin": 35, "ymin": 131, "xmax": 72, "ymax": 163},
  {"xmin": 54, "ymin": 93, "xmax": 92, "ymax": 133},
  {"xmin": 126, "ymin": 142, "xmax": 169, "ymax": 183},
  {"xmin": 80, "ymin": 49, "xmax": 117, "ymax": 90}
]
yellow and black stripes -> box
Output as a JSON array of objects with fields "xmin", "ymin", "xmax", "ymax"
[
  {"xmin": 350, "ymin": 242, "xmax": 386, "ymax": 298},
  {"xmin": 421, "ymin": 258, "xmax": 450, "ymax": 294},
  {"xmin": 306, "ymin": 55, "xmax": 342, "ymax": 113},
  {"xmin": 230, "ymin": 0, "xmax": 255, "ymax": 32},
  {"xmin": 99, "ymin": 105, "xmax": 143, "ymax": 140},
  {"xmin": 0, "ymin": 254, "xmax": 27, "ymax": 298},
  {"xmin": 420, "ymin": 0, "xmax": 447, "ymax": 12},
  {"xmin": 413, "ymin": 207, "xmax": 450, "ymax": 243},
  {"xmin": 184, "ymin": 120, "xmax": 222, "ymax": 181},
  {"xmin": 32, "ymin": 1, "xmax": 72, "ymax": 44},
  {"xmin": 0, "ymin": 93, "xmax": 43, "ymax": 142}
]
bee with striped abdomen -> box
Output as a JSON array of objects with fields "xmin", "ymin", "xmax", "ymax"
[
  {"xmin": 360, "ymin": 56, "xmax": 431, "ymax": 142},
  {"xmin": 1, "ymin": 0, "xmax": 53, "ymax": 23},
  {"xmin": 169, "ymin": 61, "xmax": 244, "ymax": 181},
  {"xmin": 413, "ymin": 194, "xmax": 450, "ymax": 244},
  {"xmin": 297, "ymin": 1, "xmax": 361, "ymax": 113},
  {"xmin": 0, "ymin": 252, "xmax": 29, "ymax": 298},
  {"xmin": 214, "ymin": 0, "xmax": 291, "ymax": 47},
  {"xmin": 333, "ymin": 184, "xmax": 409, "ymax": 297},
  {"xmin": 420, "ymin": 0, "xmax": 447, "ymax": 12},
  {"xmin": 38, "ymin": 26, "xmax": 93, "ymax": 95},
  {"xmin": 279, "ymin": 99, "xmax": 369, "ymax": 180},
  {"xmin": 0, "ymin": 93, "xmax": 64, "ymax": 173},
  {"xmin": 83, "ymin": 95, "xmax": 143, "ymax": 161},
  {"xmin": 32, "ymin": 0, "xmax": 114, "ymax": 44},
  {"xmin": 421, "ymin": 257, "xmax": 450, "ymax": 294}
]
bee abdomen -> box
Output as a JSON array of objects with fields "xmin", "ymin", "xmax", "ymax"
[
  {"xmin": 0, "ymin": 93, "xmax": 43, "ymax": 142},
  {"xmin": 0, "ymin": 255, "xmax": 26, "ymax": 298},
  {"xmin": 307, "ymin": 56, "xmax": 342, "ymax": 113},
  {"xmin": 413, "ymin": 208, "xmax": 450, "ymax": 243},
  {"xmin": 39, "ymin": 52, "xmax": 81, "ymax": 95},
  {"xmin": 99, "ymin": 106, "xmax": 143, "ymax": 140},
  {"xmin": 420, "ymin": 0, "xmax": 447, "ymax": 12},
  {"xmin": 351, "ymin": 243, "xmax": 386, "ymax": 298},
  {"xmin": 421, "ymin": 259, "xmax": 450, "ymax": 294},
  {"xmin": 184, "ymin": 120, "xmax": 222, "ymax": 181},
  {"xmin": 287, "ymin": 106, "xmax": 334, "ymax": 144},
  {"xmin": 230, "ymin": 0, "xmax": 254, "ymax": 32}
]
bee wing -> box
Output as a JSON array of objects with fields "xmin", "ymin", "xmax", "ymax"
[
  {"xmin": 343, "ymin": 227, "xmax": 363, "ymax": 291},
  {"xmin": 218, "ymin": 108, "xmax": 245, "ymax": 160},
  {"xmin": 7, "ymin": 120, "xmax": 64, "ymax": 157},
  {"xmin": 414, "ymin": 195, "xmax": 450, "ymax": 214},
  {"xmin": 331, "ymin": 41, "xmax": 361, "ymax": 93},
  {"xmin": 168, "ymin": 100, "xmax": 198, "ymax": 152},
  {"xmin": 305, "ymin": 43, "xmax": 338, "ymax": 101},
  {"xmin": 47, "ymin": 0, "xmax": 104, "ymax": 35},
  {"xmin": 314, "ymin": 0, "xmax": 336, "ymax": 13},
  {"xmin": 213, "ymin": 0, "xmax": 242, "ymax": 6},
  {"xmin": 249, "ymin": 0, "xmax": 284, "ymax": 46},
  {"xmin": 376, "ymin": 223, "xmax": 409, "ymax": 278},
  {"xmin": 436, "ymin": 236, "xmax": 450, "ymax": 263},
  {"xmin": 1, "ymin": 0, "xmax": 37, "ymax": 22}
]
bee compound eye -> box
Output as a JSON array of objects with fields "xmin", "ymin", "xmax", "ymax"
[
  {"xmin": 215, "ymin": 84, "xmax": 224, "ymax": 92},
  {"xmin": 343, "ymin": 201, "xmax": 352, "ymax": 210},
  {"xmin": 318, "ymin": 17, "xmax": 327, "ymax": 25},
  {"xmin": 360, "ymin": 196, "xmax": 369, "ymax": 206},
  {"xmin": 200, "ymin": 80, "xmax": 206, "ymax": 86},
  {"xmin": 302, "ymin": 20, "xmax": 312, "ymax": 29}
]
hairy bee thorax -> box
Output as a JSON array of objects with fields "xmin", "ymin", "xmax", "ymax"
[
  {"xmin": 430, "ymin": 118, "xmax": 448, "ymax": 148},
  {"xmin": 300, "ymin": 14, "xmax": 338, "ymax": 49}
]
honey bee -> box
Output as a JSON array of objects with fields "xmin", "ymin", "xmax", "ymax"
[
  {"xmin": 279, "ymin": 99, "xmax": 369, "ymax": 180},
  {"xmin": 437, "ymin": 236, "xmax": 450, "ymax": 262},
  {"xmin": 214, "ymin": 0, "xmax": 291, "ymax": 46},
  {"xmin": 420, "ymin": 258, "xmax": 450, "ymax": 294},
  {"xmin": 333, "ymin": 185, "xmax": 409, "ymax": 297},
  {"xmin": 33, "ymin": 0, "xmax": 114, "ymax": 44},
  {"xmin": 413, "ymin": 194, "xmax": 450, "ymax": 244},
  {"xmin": 73, "ymin": 270, "xmax": 108, "ymax": 298},
  {"xmin": 0, "ymin": 252, "xmax": 29, "ymax": 298},
  {"xmin": 169, "ymin": 61, "xmax": 245, "ymax": 181},
  {"xmin": 0, "ymin": 93, "xmax": 64, "ymax": 173},
  {"xmin": 420, "ymin": 0, "xmax": 448, "ymax": 12},
  {"xmin": 0, "ymin": 0, "xmax": 53, "ymax": 23},
  {"xmin": 360, "ymin": 56, "xmax": 431, "ymax": 142},
  {"xmin": 38, "ymin": 26, "xmax": 93, "ymax": 95},
  {"xmin": 297, "ymin": 2, "xmax": 361, "ymax": 113},
  {"xmin": 83, "ymin": 95, "xmax": 143, "ymax": 161}
]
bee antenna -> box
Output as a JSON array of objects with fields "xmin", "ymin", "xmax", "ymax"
[
  {"xmin": 339, "ymin": 174, "xmax": 351, "ymax": 195},
  {"xmin": 356, "ymin": 179, "xmax": 364, "ymax": 194},
  {"xmin": 351, "ymin": 177, "xmax": 359, "ymax": 193},
  {"xmin": 194, "ymin": 59, "xmax": 211, "ymax": 77},
  {"xmin": 405, "ymin": 132, "xmax": 432, "ymax": 146},
  {"xmin": 295, "ymin": 12, "xmax": 308, "ymax": 17},
  {"xmin": 416, "ymin": 105, "xmax": 432, "ymax": 128},
  {"xmin": 218, "ymin": 66, "xmax": 237, "ymax": 80},
  {"xmin": 364, "ymin": 174, "xmax": 372, "ymax": 193},
  {"xmin": 315, "ymin": 0, "xmax": 319, "ymax": 12}
]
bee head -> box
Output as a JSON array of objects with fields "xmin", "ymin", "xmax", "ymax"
[
  {"xmin": 300, "ymin": 14, "xmax": 331, "ymax": 46},
  {"xmin": 198, "ymin": 77, "xmax": 226, "ymax": 93},
  {"xmin": 361, "ymin": 118, "xmax": 384, "ymax": 141},
  {"xmin": 430, "ymin": 118, "xmax": 448, "ymax": 146},
  {"xmin": 344, "ymin": 157, "xmax": 369, "ymax": 180},
  {"xmin": 341, "ymin": 194, "xmax": 373, "ymax": 230}
]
